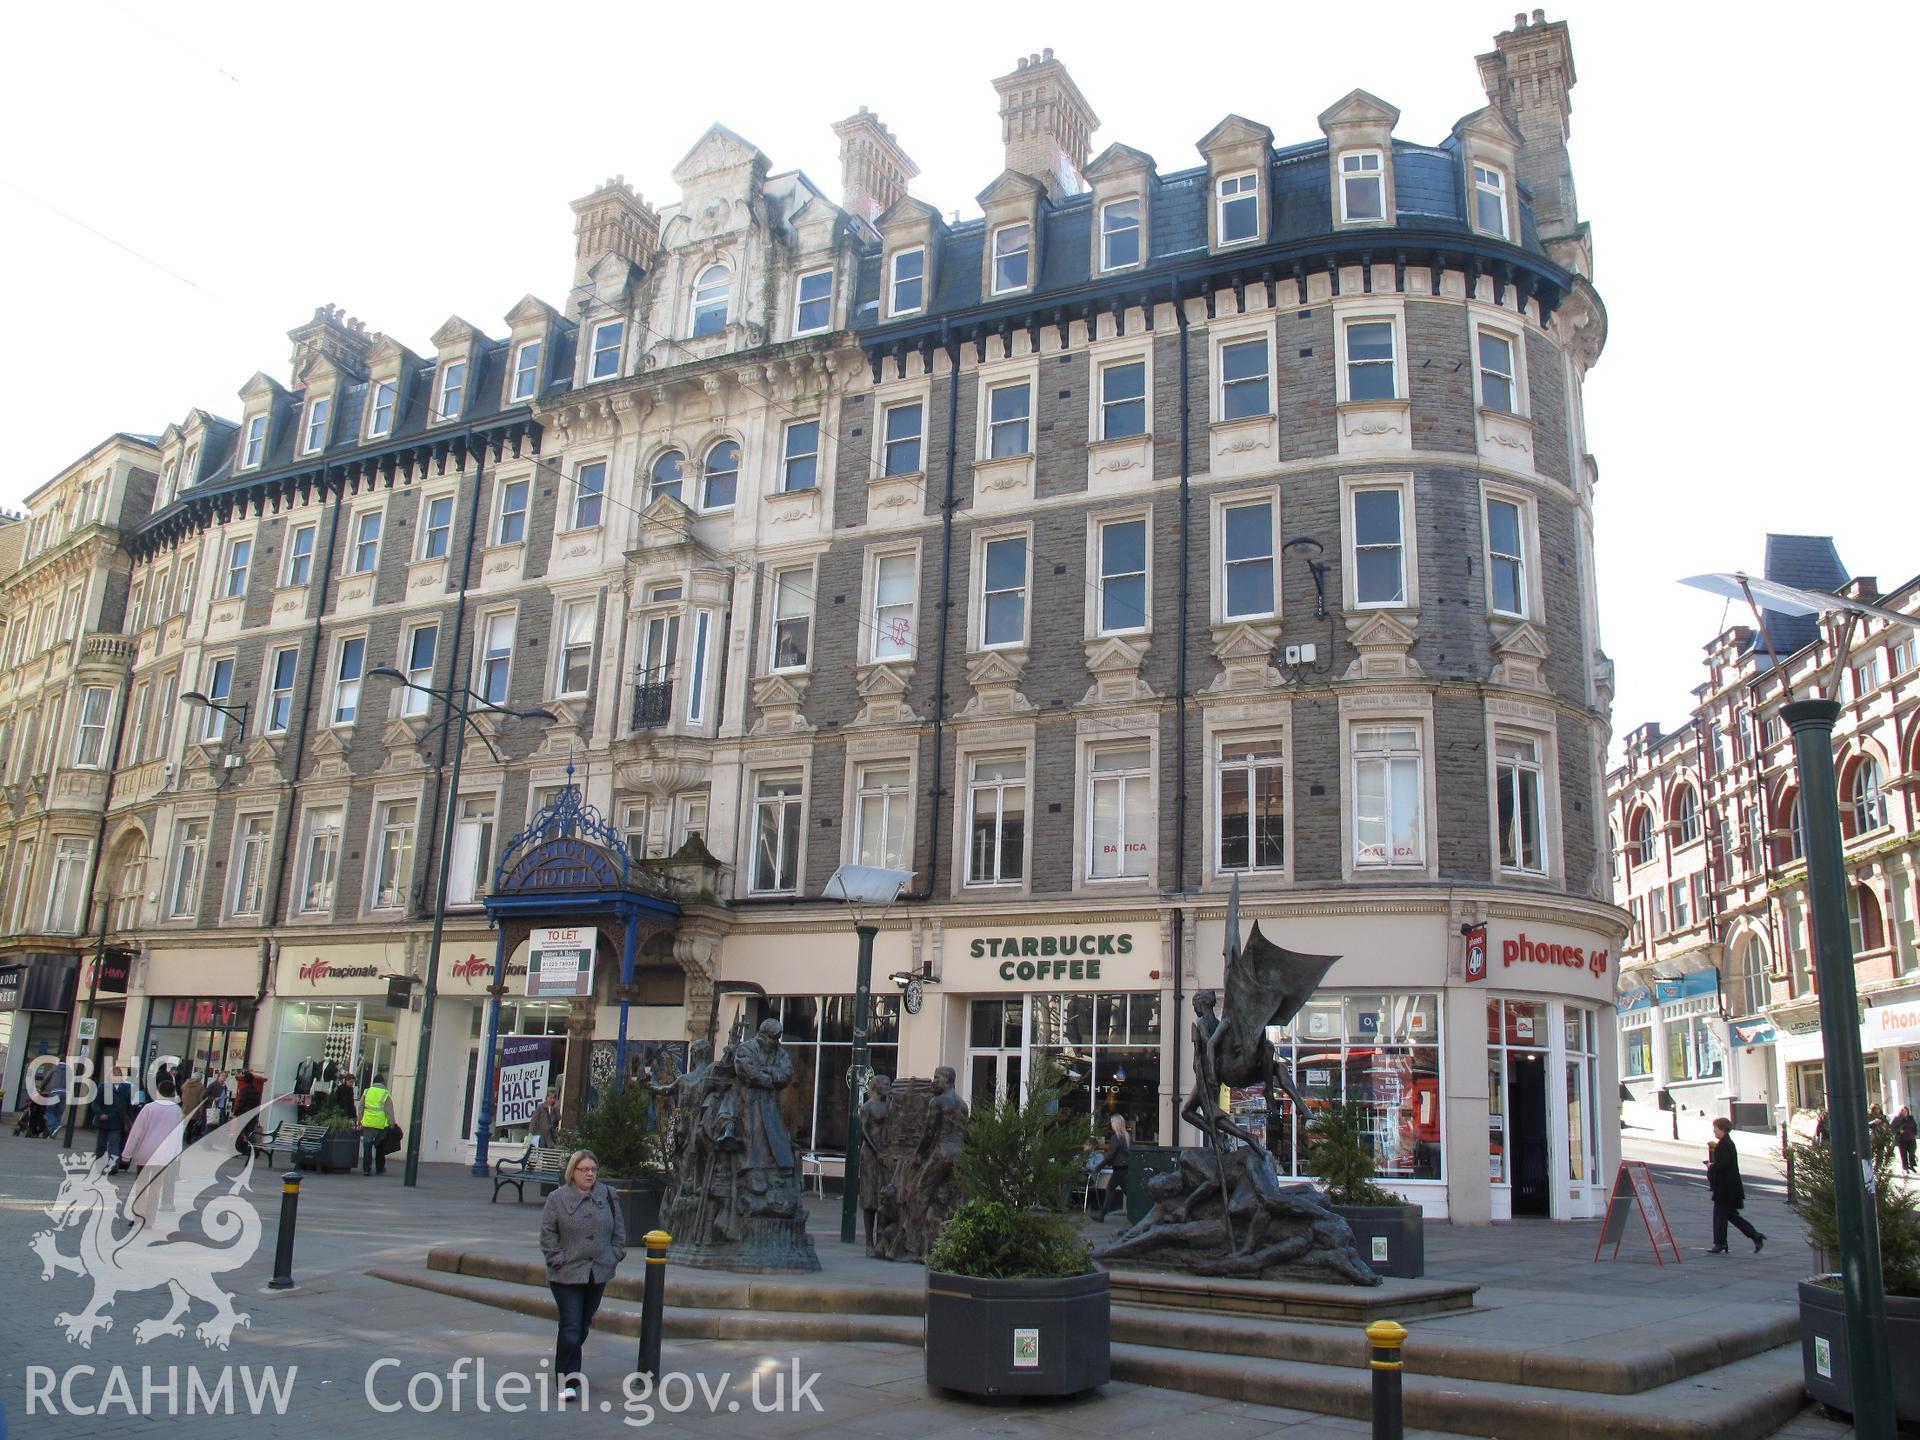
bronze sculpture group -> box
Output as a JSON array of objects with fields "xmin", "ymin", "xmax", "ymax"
[{"xmin": 654, "ymin": 881, "xmax": 1377, "ymax": 1282}]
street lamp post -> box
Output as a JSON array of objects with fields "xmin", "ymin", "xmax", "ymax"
[
  {"xmin": 824, "ymin": 864, "xmax": 912, "ymax": 1246},
  {"xmin": 1680, "ymin": 569, "xmax": 1914, "ymax": 1438},
  {"xmin": 365, "ymin": 665, "xmax": 553, "ymax": 1188}
]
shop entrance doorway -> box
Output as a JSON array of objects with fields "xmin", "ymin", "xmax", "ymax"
[
  {"xmin": 1508, "ymin": 1051, "xmax": 1550, "ymax": 1217},
  {"xmin": 966, "ymin": 998, "xmax": 1024, "ymax": 1109}
]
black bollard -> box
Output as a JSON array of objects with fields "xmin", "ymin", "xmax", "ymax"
[
  {"xmin": 1367, "ymin": 1319, "xmax": 1406, "ymax": 1440},
  {"xmin": 269, "ymin": 1171, "xmax": 301, "ymax": 1290},
  {"xmin": 636, "ymin": 1229, "xmax": 672, "ymax": 1380}
]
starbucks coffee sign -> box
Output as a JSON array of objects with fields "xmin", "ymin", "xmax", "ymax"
[{"xmin": 968, "ymin": 932, "xmax": 1139, "ymax": 983}]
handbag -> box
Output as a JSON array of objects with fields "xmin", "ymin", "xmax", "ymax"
[{"xmin": 379, "ymin": 1123, "xmax": 404, "ymax": 1156}]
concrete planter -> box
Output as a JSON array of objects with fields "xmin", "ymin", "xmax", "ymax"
[
  {"xmin": 1797, "ymin": 1277, "xmax": 1920, "ymax": 1424},
  {"xmin": 925, "ymin": 1269, "xmax": 1110, "ymax": 1398},
  {"xmin": 1333, "ymin": 1203, "xmax": 1425, "ymax": 1279},
  {"xmin": 611, "ymin": 1177, "xmax": 666, "ymax": 1240},
  {"xmin": 319, "ymin": 1131, "xmax": 359, "ymax": 1173}
]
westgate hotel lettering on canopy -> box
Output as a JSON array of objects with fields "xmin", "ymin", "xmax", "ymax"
[{"xmin": 0, "ymin": 13, "xmax": 1625, "ymax": 1223}]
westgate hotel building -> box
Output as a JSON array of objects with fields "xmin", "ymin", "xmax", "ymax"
[{"xmin": 0, "ymin": 13, "xmax": 1625, "ymax": 1223}]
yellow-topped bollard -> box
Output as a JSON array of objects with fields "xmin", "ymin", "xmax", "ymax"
[
  {"xmin": 1366, "ymin": 1319, "xmax": 1407, "ymax": 1440},
  {"xmin": 637, "ymin": 1230, "xmax": 673, "ymax": 1379}
]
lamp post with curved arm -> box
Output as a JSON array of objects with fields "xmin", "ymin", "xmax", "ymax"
[{"xmin": 363, "ymin": 665, "xmax": 554, "ymax": 1187}]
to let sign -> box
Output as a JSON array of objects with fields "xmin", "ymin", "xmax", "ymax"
[{"xmin": 527, "ymin": 926, "xmax": 596, "ymax": 999}]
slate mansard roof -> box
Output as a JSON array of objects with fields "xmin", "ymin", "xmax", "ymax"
[{"xmin": 852, "ymin": 135, "xmax": 1561, "ymax": 339}]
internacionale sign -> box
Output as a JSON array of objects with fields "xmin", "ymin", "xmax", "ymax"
[
  {"xmin": 967, "ymin": 932, "xmax": 1138, "ymax": 983},
  {"xmin": 526, "ymin": 926, "xmax": 596, "ymax": 999}
]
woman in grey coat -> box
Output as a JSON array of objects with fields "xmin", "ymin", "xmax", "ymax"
[{"xmin": 539, "ymin": 1149, "xmax": 627, "ymax": 1401}]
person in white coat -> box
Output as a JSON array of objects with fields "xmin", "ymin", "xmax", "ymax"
[{"xmin": 122, "ymin": 1076, "xmax": 187, "ymax": 1228}]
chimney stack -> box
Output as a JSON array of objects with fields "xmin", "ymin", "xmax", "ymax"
[
  {"xmin": 990, "ymin": 48, "xmax": 1098, "ymax": 201},
  {"xmin": 831, "ymin": 107, "xmax": 919, "ymax": 225},
  {"xmin": 1477, "ymin": 12, "xmax": 1586, "ymax": 272},
  {"xmin": 287, "ymin": 303, "xmax": 373, "ymax": 386},
  {"xmin": 569, "ymin": 176, "xmax": 661, "ymax": 292}
]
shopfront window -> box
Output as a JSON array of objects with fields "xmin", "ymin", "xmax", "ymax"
[
  {"xmin": 461, "ymin": 999, "xmax": 574, "ymax": 1142},
  {"xmin": 1621, "ymin": 1020, "xmax": 1653, "ymax": 1078},
  {"xmin": 1268, "ymin": 992, "xmax": 1440, "ymax": 1182},
  {"xmin": 273, "ymin": 1000, "xmax": 398, "ymax": 1115},
  {"xmin": 1029, "ymin": 992, "xmax": 1162, "ymax": 1145},
  {"xmin": 1663, "ymin": 1009, "xmax": 1724, "ymax": 1080},
  {"xmin": 141, "ymin": 997, "xmax": 253, "ymax": 1094},
  {"xmin": 1564, "ymin": 1007, "xmax": 1596, "ymax": 1184},
  {"xmin": 754, "ymin": 994, "xmax": 901, "ymax": 1157}
]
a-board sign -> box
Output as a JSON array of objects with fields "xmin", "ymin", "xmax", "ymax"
[{"xmin": 1593, "ymin": 1159, "xmax": 1681, "ymax": 1265}]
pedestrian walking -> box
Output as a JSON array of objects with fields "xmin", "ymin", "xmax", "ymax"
[
  {"xmin": 1895, "ymin": 1105, "xmax": 1918, "ymax": 1175},
  {"xmin": 530, "ymin": 1091, "xmax": 563, "ymax": 1148},
  {"xmin": 1098, "ymin": 1113, "xmax": 1131, "ymax": 1221},
  {"xmin": 331, "ymin": 1072, "xmax": 357, "ymax": 1126},
  {"xmin": 232, "ymin": 1071, "xmax": 264, "ymax": 1154},
  {"xmin": 123, "ymin": 1076, "xmax": 186, "ymax": 1229},
  {"xmin": 91, "ymin": 1067, "xmax": 136, "ymax": 1171},
  {"xmin": 539, "ymin": 1150, "xmax": 626, "ymax": 1404},
  {"xmin": 43, "ymin": 1056, "xmax": 69, "ymax": 1138},
  {"xmin": 359, "ymin": 1073, "xmax": 396, "ymax": 1175},
  {"xmin": 179, "ymin": 1065, "xmax": 206, "ymax": 1143},
  {"xmin": 1706, "ymin": 1117, "xmax": 1765, "ymax": 1254}
]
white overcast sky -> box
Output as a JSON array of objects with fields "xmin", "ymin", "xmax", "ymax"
[{"xmin": 1, "ymin": 1, "xmax": 1910, "ymax": 750}]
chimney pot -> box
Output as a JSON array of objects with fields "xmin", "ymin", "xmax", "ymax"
[
  {"xmin": 1532, "ymin": 9, "xmax": 1545, "ymax": 22},
  {"xmin": 1513, "ymin": 12, "xmax": 1526, "ymax": 25}
]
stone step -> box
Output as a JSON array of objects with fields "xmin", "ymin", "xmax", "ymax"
[
  {"xmin": 375, "ymin": 1265, "xmax": 1809, "ymax": 1440},
  {"xmin": 423, "ymin": 1248, "xmax": 1792, "ymax": 1397}
]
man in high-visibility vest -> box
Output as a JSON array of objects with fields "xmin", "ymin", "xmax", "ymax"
[{"xmin": 360, "ymin": 1073, "xmax": 397, "ymax": 1176}]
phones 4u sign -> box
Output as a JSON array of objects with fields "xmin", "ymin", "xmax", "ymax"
[{"xmin": 527, "ymin": 926, "xmax": 597, "ymax": 999}]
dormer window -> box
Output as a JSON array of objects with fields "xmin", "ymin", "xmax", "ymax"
[
  {"xmin": 241, "ymin": 415, "xmax": 267, "ymax": 469},
  {"xmin": 436, "ymin": 360, "xmax": 466, "ymax": 421},
  {"xmin": 161, "ymin": 461, "xmax": 178, "ymax": 506},
  {"xmin": 302, "ymin": 396, "xmax": 331, "ymax": 455},
  {"xmin": 367, "ymin": 379, "xmax": 396, "ymax": 438},
  {"xmin": 1472, "ymin": 164, "xmax": 1508, "ymax": 239},
  {"xmin": 1217, "ymin": 172, "xmax": 1260, "ymax": 245},
  {"xmin": 1340, "ymin": 151, "xmax": 1384, "ymax": 222},
  {"xmin": 1100, "ymin": 199, "xmax": 1141, "ymax": 271},
  {"xmin": 180, "ymin": 447, "xmax": 198, "ymax": 490},
  {"xmin": 889, "ymin": 248, "xmax": 925, "ymax": 317},
  {"xmin": 510, "ymin": 340, "xmax": 542, "ymax": 402},
  {"xmin": 991, "ymin": 224, "xmax": 1031, "ymax": 295},
  {"xmin": 589, "ymin": 320, "xmax": 624, "ymax": 380},
  {"xmin": 793, "ymin": 270, "xmax": 832, "ymax": 336},
  {"xmin": 691, "ymin": 265, "xmax": 731, "ymax": 336}
]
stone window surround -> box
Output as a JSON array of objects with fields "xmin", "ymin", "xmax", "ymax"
[
  {"xmin": 1468, "ymin": 307, "xmax": 1531, "ymax": 418},
  {"xmin": 1478, "ymin": 478, "xmax": 1544, "ymax": 623},
  {"xmin": 1084, "ymin": 331, "xmax": 1155, "ymax": 446},
  {"xmin": 792, "ymin": 265, "xmax": 835, "ymax": 338},
  {"xmin": 764, "ymin": 559, "xmax": 819, "ymax": 677},
  {"xmin": 1096, "ymin": 192, "xmax": 1146, "ymax": 274},
  {"xmin": 966, "ymin": 519, "xmax": 1034, "ymax": 654},
  {"xmin": 1071, "ymin": 716, "xmax": 1160, "ymax": 894},
  {"xmin": 859, "ymin": 536, "xmax": 923, "ymax": 666},
  {"xmin": 839, "ymin": 734, "xmax": 919, "ymax": 872},
  {"xmin": 886, "ymin": 244, "xmax": 928, "ymax": 319},
  {"xmin": 1208, "ymin": 483, "xmax": 1283, "ymax": 628},
  {"xmin": 1339, "ymin": 471, "xmax": 1420, "ymax": 613},
  {"xmin": 1207, "ymin": 314, "xmax": 1277, "ymax": 424},
  {"xmin": 1200, "ymin": 699, "xmax": 1296, "ymax": 890},
  {"xmin": 549, "ymin": 588, "xmax": 600, "ymax": 701},
  {"xmin": 327, "ymin": 631, "xmax": 369, "ymax": 728},
  {"xmin": 1332, "ymin": 298, "xmax": 1409, "ymax": 404},
  {"xmin": 1485, "ymin": 698, "xmax": 1564, "ymax": 887},
  {"xmin": 1337, "ymin": 689, "xmax": 1439, "ymax": 883},
  {"xmin": 950, "ymin": 722, "xmax": 1036, "ymax": 898},
  {"xmin": 362, "ymin": 780, "xmax": 426, "ymax": 917},
  {"xmin": 1335, "ymin": 148, "xmax": 1390, "ymax": 227},
  {"xmin": 973, "ymin": 355, "xmax": 1041, "ymax": 462},
  {"xmin": 868, "ymin": 372, "xmax": 932, "ymax": 483},
  {"xmin": 742, "ymin": 757, "xmax": 811, "ymax": 898},
  {"xmin": 300, "ymin": 389, "xmax": 334, "ymax": 456},
  {"xmin": 1083, "ymin": 502, "xmax": 1155, "ymax": 643},
  {"xmin": 225, "ymin": 804, "xmax": 281, "ymax": 921}
]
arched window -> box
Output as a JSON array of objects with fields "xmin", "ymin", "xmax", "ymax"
[
  {"xmin": 1730, "ymin": 932, "xmax": 1771, "ymax": 1017},
  {"xmin": 702, "ymin": 440, "xmax": 739, "ymax": 510},
  {"xmin": 111, "ymin": 832, "xmax": 147, "ymax": 932},
  {"xmin": 691, "ymin": 264, "xmax": 731, "ymax": 337},
  {"xmin": 1631, "ymin": 808, "xmax": 1656, "ymax": 867},
  {"xmin": 1669, "ymin": 783, "xmax": 1701, "ymax": 846},
  {"xmin": 1774, "ymin": 787, "xmax": 1803, "ymax": 865},
  {"xmin": 649, "ymin": 450, "xmax": 685, "ymax": 505},
  {"xmin": 1847, "ymin": 755, "xmax": 1887, "ymax": 836},
  {"xmin": 1849, "ymin": 883, "xmax": 1885, "ymax": 953}
]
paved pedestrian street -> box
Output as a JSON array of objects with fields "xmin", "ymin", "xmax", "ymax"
[{"xmin": 0, "ymin": 1130, "xmax": 1852, "ymax": 1438}]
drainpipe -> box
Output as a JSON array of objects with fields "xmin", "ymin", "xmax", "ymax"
[
  {"xmin": 1171, "ymin": 280, "xmax": 1192, "ymax": 1138},
  {"xmin": 412, "ymin": 432, "xmax": 488, "ymax": 924},
  {"xmin": 242, "ymin": 475, "xmax": 346, "ymax": 1072},
  {"xmin": 59, "ymin": 654, "xmax": 137, "ymax": 1147}
]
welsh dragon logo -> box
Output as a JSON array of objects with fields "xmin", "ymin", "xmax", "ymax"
[{"xmin": 29, "ymin": 1099, "xmax": 275, "ymax": 1349}]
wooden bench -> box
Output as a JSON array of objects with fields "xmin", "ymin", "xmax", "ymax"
[
  {"xmin": 287, "ymin": 1124, "xmax": 334, "ymax": 1171},
  {"xmin": 492, "ymin": 1144, "xmax": 571, "ymax": 1203},
  {"xmin": 248, "ymin": 1121, "xmax": 294, "ymax": 1166}
]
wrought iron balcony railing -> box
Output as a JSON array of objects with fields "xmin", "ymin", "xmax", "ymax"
[{"xmin": 631, "ymin": 664, "xmax": 675, "ymax": 730}]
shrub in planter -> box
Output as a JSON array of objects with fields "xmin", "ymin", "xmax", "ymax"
[
  {"xmin": 1787, "ymin": 1127, "xmax": 1920, "ymax": 1424},
  {"xmin": 1308, "ymin": 1100, "xmax": 1422, "ymax": 1279},
  {"xmin": 925, "ymin": 1058, "xmax": 1108, "ymax": 1399},
  {"xmin": 565, "ymin": 1081, "xmax": 668, "ymax": 1234}
]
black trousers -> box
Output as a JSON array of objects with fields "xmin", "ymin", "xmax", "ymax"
[
  {"xmin": 1712, "ymin": 1201, "xmax": 1760, "ymax": 1248},
  {"xmin": 550, "ymin": 1280, "xmax": 607, "ymax": 1383}
]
